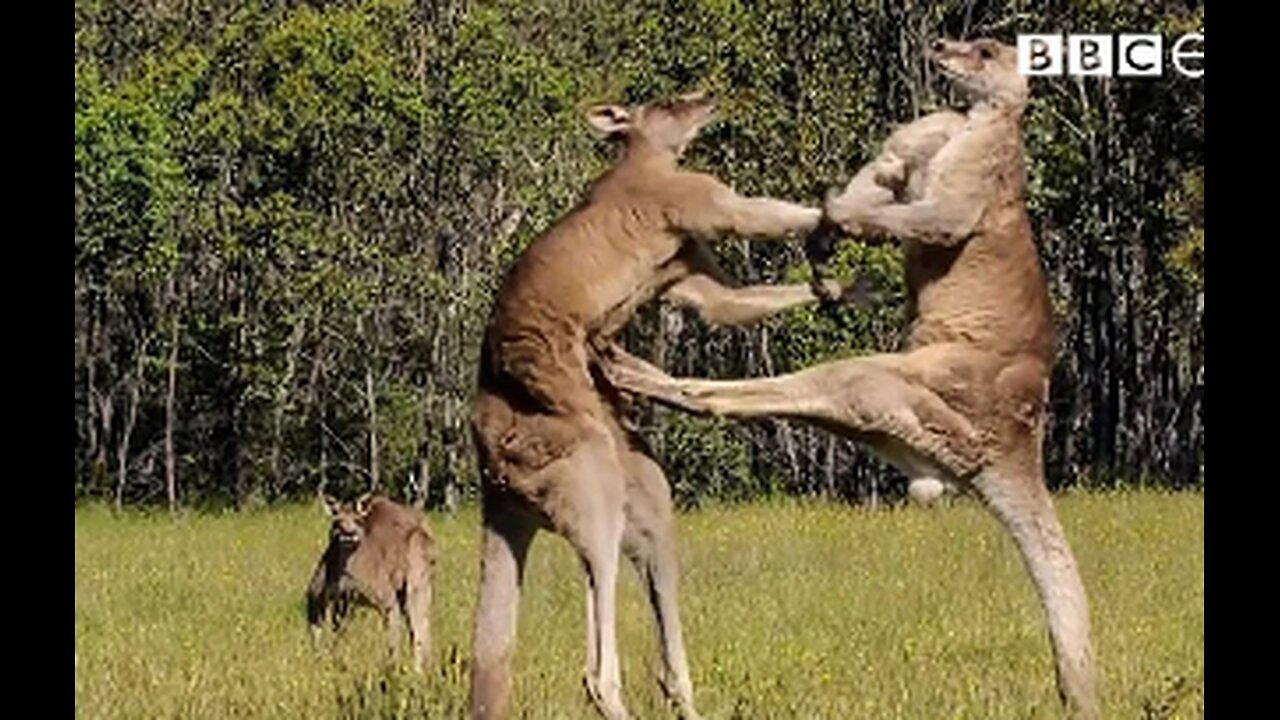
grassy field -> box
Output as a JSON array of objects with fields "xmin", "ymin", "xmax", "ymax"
[{"xmin": 75, "ymin": 489, "xmax": 1203, "ymax": 719}]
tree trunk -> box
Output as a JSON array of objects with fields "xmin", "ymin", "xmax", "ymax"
[
  {"xmin": 442, "ymin": 397, "xmax": 459, "ymax": 516},
  {"xmin": 824, "ymin": 435, "xmax": 837, "ymax": 499},
  {"xmin": 165, "ymin": 291, "xmax": 180, "ymax": 514},
  {"xmin": 310, "ymin": 335, "xmax": 328, "ymax": 493},
  {"xmin": 367, "ymin": 362, "xmax": 379, "ymax": 489},
  {"xmin": 86, "ymin": 292, "xmax": 100, "ymax": 467},
  {"xmin": 760, "ymin": 325, "xmax": 800, "ymax": 489},
  {"xmin": 272, "ymin": 320, "xmax": 304, "ymax": 498},
  {"xmin": 359, "ymin": 314, "xmax": 380, "ymax": 490},
  {"xmin": 115, "ymin": 349, "xmax": 143, "ymax": 511},
  {"xmin": 91, "ymin": 295, "xmax": 113, "ymax": 481},
  {"xmin": 652, "ymin": 304, "xmax": 672, "ymax": 459}
]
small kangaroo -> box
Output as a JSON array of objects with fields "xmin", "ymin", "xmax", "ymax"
[
  {"xmin": 602, "ymin": 39, "xmax": 1099, "ymax": 719},
  {"xmin": 305, "ymin": 492, "xmax": 436, "ymax": 672},
  {"xmin": 471, "ymin": 91, "xmax": 828, "ymax": 720}
]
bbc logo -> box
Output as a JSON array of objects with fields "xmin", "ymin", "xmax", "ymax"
[{"xmin": 1018, "ymin": 34, "xmax": 1203, "ymax": 78}]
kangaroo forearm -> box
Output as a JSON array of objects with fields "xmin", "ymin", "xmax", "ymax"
[
  {"xmin": 689, "ymin": 283, "xmax": 820, "ymax": 325},
  {"xmin": 729, "ymin": 198, "xmax": 822, "ymax": 239},
  {"xmin": 856, "ymin": 201, "xmax": 978, "ymax": 246}
]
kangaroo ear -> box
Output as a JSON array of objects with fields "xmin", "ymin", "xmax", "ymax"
[
  {"xmin": 355, "ymin": 492, "xmax": 374, "ymax": 517},
  {"xmin": 321, "ymin": 493, "xmax": 341, "ymax": 518},
  {"xmin": 585, "ymin": 104, "xmax": 632, "ymax": 138}
]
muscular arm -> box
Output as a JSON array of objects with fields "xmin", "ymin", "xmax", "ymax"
[
  {"xmin": 824, "ymin": 162, "xmax": 982, "ymax": 248},
  {"xmin": 669, "ymin": 173, "xmax": 822, "ymax": 241},
  {"xmin": 849, "ymin": 198, "xmax": 983, "ymax": 247},
  {"xmin": 720, "ymin": 193, "xmax": 823, "ymax": 238},
  {"xmin": 662, "ymin": 240, "xmax": 835, "ymax": 326},
  {"xmin": 664, "ymin": 274, "xmax": 833, "ymax": 326},
  {"xmin": 824, "ymin": 108, "xmax": 975, "ymax": 247}
]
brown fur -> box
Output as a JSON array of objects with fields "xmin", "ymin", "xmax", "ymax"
[
  {"xmin": 602, "ymin": 40, "xmax": 1099, "ymax": 719},
  {"xmin": 845, "ymin": 108, "xmax": 967, "ymax": 207},
  {"xmin": 470, "ymin": 91, "xmax": 826, "ymax": 720},
  {"xmin": 306, "ymin": 493, "xmax": 436, "ymax": 672},
  {"xmin": 806, "ymin": 107, "xmax": 967, "ymax": 296}
]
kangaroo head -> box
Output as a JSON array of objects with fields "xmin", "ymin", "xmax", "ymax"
[
  {"xmin": 322, "ymin": 492, "xmax": 374, "ymax": 547},
  {"xmin": 585, "ymin": 91, "xmax": 717, "ymax": 158},
  {"xmin": 930, "ymin": 38, "xmax": 1027, "ymax": 109}
]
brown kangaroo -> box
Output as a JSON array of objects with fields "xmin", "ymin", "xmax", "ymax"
[
  {"xmin": 601, "ymin": 39, "xmax": 1099, "ymax": 719},
  {"xmin": 305, "ymin": 492, "xmax": 436, "ymax": 672},
  {"xmin": 469, "ymin": 91, "xmax": 830, "ymax": 720}
]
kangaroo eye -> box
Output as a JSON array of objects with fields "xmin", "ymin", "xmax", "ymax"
[{"xmin": 978, "ymin": 46, "xmax": 995, "ymax": 60}]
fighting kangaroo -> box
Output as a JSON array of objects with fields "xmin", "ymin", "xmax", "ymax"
[
  {"xmin": 602, "ymin": 40, "xmax": 1099, "ymax": 719},
  {"xmin": 470, "ymin": 91, "xmax": 830, "ymax": 720},
  {"xmin": 305, "ymin": 492, "xmax": 436, "ymax": 672}
]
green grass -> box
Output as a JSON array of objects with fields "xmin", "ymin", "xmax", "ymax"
[{"xmin": 74, "ymin": 489, "xmax": 1203, "ymax": 719}]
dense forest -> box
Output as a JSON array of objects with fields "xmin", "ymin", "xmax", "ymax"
[{"xmin": 74, "ymin": 0, "xmax": 1204, "ymax": 510}]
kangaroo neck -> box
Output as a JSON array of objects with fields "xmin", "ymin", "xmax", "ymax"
[
  {"xmin": 969, "ymin": 97, "xmax": 1025, "ymax": 125},
  {"xmin": 621, "ymin": 139, "xmax": 680, "ymax": 168}
]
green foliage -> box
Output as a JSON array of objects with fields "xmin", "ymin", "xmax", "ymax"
[
  {"xmin": 377, "ymin": 381, "xmax": 426, "ymax": 487},
  {"xmin": 75, "ymin": 0, "xmax": 1204, "ymax": 507},
  {"xmin": 775, "ymin": 241, "xmax": 907, "ymax": 369},
  {"xmin": 659, "ymin": 412, "xmax": 759, "ymax": 504},
  {"xmin": 75, "ymin": 61, "xmax": 183, "ymax": 279}
]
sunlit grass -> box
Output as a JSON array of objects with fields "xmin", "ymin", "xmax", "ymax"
[{"xmin": 75, "ymin": 489, "xmax": 1203, "ymax": 718}]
